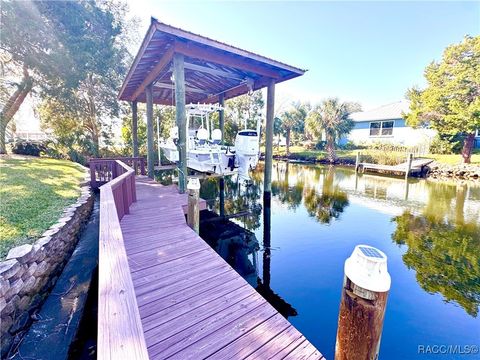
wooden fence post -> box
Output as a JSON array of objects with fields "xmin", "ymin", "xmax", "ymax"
[
  {"xmin": 187, "ymin": 178, "xmax": 200, "ymax": 233},
  {"xmin": 405, "ymin": 152, "xmax": 413, "ymax": 180},
  {"xmin": 90, "ymin": 161, "xmax": 96, "ymax": 189},
  {"xmin": 335, "ymin": 245, "xmax": 391, "ymax": 360}
]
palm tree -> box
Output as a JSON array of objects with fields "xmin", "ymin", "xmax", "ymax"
[
  {"xmin": 280, "ymin": 102, "xmax": 309, "ymax": 156},
  {"xmin": 306, "ymin": 98, "xmax": 357, "ymax": 163}
]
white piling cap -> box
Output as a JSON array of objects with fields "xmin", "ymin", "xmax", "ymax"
[
  {"xmin": 344, "ymin": 245, "xmax": 391, "ymax": 292},
  {"xmin": 187, "ymin": 178, "xmax": 201, "ymax": 190}
]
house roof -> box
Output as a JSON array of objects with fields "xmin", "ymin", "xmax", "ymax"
[
  {"xmin": 349, "ymin": 101, "xmax": 410, "ymax": 122},
  {"xmin": 118, "ymin": 18, "xmax": 306, "ymax": 105}
]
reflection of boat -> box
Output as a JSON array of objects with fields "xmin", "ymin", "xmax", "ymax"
[{"xmin": 160, "ymin": 103, "xmax": 260, "ymax": 178}]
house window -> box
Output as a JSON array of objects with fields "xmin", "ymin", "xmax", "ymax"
[
  {"xmin": 381, "ymin": 121, "xmax": 394, "ymax": 136},
  {"xmin": 370, "ymin": 121, "xmax": 394, "ymax": 137},
  {"xmin": 370, "ymin": 122, "xmax": 381, "ymax": 136}
]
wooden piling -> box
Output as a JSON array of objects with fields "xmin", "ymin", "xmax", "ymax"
[
  {"xmin": 145, "ymin": 84, "xmax": 155, "ymax": 178},
  {"xmin": 219, "ymin": 93, "xmax": 225, "ymax": 144},
  {"xmin": 219, "ymin": 177, "xmax": 225, "ymax": 218},
  {"xmin": 131, "ymin": 101, "xmax": 139, "ymax": 158},
  {"xmin": 335, "ymin": 245, "xmax": 391, "ymax": 360},
  {"xmin": 174, "ymin": 53, "xmax": 187, "ymax": 193},
  {"xmin": 405, "ymin": 152, "xmax": 413, "ymax": 180},
  {"xmin": 264, "ymin": 79, "xmax": 275, "ymax": 194},
  {"xmin": 355, "ymin": 151, "xmax": 361, "ymax": 172},
  {"xmin": 187, "ymin": 178, "xmax": 200, "ymax": 233}
]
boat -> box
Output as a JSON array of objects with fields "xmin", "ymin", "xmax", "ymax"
[{"xmin": 160, "ymin": 103, "xmax": 260, "ymax": 178}]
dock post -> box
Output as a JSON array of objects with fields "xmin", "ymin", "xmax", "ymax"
[
  {"xmin": 335, "ymin": 245, "xmax": 391, "ymax": 360},
  {"xmin": 219, "ymin": 177, "xmax": 225, "ymax": 218},
  {"xmin": 355, "ymin": 151, "xmax": 361, "ymax": 172},
  {"xmin": 219, "ymin": 93, "xmax": 225, "ymax": 144},
  {"xmin": 146, "ymin": 84, "xmax": 155, "ymax": 178},
  {"xmin": 264, "ymin": 79, "xmax": 275, "ymax": 194},
  {"xmin": 187, "ymin": 178, "xmax": 201, "ymax": 234},
  {"xmin": 131, "ymin": 101, "xmax": 139, "ymax": 158},
  {"xmin": 174, "ymin": 52, "xmax": 187, "ymax": 193},
  {"xmin": 405, "ymin": 152, "xmax": 413, "ymax": 180}
]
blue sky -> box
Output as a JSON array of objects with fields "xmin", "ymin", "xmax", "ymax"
[{"xmin": 128, "ymin": 1, "xmax": 479, "ymax": 110}]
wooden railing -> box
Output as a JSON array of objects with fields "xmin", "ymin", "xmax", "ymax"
[
  {"xmin": 97, "ymin": 160, "xmax": 149, "ymax": 360},
  {"xmin": 89, "ymin": 157, "xmax": 146, "ymax": 189}
]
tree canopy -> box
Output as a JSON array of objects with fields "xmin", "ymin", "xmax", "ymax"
[
  {"xmin": 306, "ymin": 98, "xmax": 358, "ymax": 163},
  {"xmin": 405, "ymin": 35, "xmax": 480, "ymax": 163},
  {"xmin": 278, "ymin": 102, "xmax": 309, "ymax": 155},
  {"xmin": 0, "ymin": 0, "xmax": 132, "ymax": 157}
]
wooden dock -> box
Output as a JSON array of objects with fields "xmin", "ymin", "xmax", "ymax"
[
  {"xmin": 358, "ymin": 158, "xmax": 433, "ymax": 177},
  {"xmin": 95, "ymin": 159, "xmax": 323, "ymax": 360}
]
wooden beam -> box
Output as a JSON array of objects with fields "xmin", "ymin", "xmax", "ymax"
[
  {"xmin": 264, "ymin": 79, "xmax": 275, "ymax": 193},
  {"xmin": 131, "ymin": 45, "xmax": 175, "ymax": 101},
  {"xmin": 118, "ymin": 22, "xmax": 157, "ymax": 100},
  {"xmin": 184, "ymin": 61, "xmax": 246, "ymax": 81},
  {"xmin": 153, "ymin": 82, "xmax": 208, "ymax": 94},
  {"xmin": 174, "ymin": 53, "xmax": 187, "ymax": 193},
  {"xmin": 146, "ymin": 84, "xmax": 155, "ymax": 178},
  {"xmin": 131, "ymin": 101, "xmax": 139, "ymax": 157},
  {"xmin": 175, "ymin": 42, "xmax": 281, "ymax": 79}
]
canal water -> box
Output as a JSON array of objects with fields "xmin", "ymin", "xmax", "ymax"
[{"xmin": 169, "ymin": 162, "xmax": 480, "ymax": 360}]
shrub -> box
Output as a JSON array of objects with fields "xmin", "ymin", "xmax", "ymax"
[
  {"xmin": 338, "ymin": 141, "xmax": 360, "ymax": 150},
  {"xmin": 42, "ymin": 140, "xmax": 88, "ymax": 166},
  {"xmin": 367, "ymin": 142, "xmax": 409, "ymax": 152},
  {"xmin": 12, "ymin": 140, "xmax": 46, "ymax": 156}
]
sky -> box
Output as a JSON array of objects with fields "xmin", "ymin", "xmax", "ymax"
[{"xmin": 127, "ymin": 0, "xmax": 480, "ymax": 111}]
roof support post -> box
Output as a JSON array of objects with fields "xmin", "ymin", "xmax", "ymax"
[
  {"xmin": 174, "ymin": 52, "xmax": 187, "ymax": 193},
  {"xmin": 218, "ymin": 93, "xmax": 225, "ymax": 144},
  {"xmin": 263, "ymin": 78, "xmax": 275, "ymax": 194},
  {"xmin": 146, "ymin": 84, "xmax": 155, "ymax": 178},
  {"xmin": 131, "ymin": 101, "xmax": 139, "ymax": 158}
]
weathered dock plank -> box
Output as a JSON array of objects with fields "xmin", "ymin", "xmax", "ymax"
[{"xmin": 119, "ymin": 176, "xmax": 323, "ymax": 360}]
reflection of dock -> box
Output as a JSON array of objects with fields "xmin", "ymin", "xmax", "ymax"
[{"xmin": 200, "ymin": 210, "xmax": 299, "ymax": 319}]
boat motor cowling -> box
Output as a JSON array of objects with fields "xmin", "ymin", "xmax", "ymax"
[{"xmin": 211, "ymin": 129, "xmax": 222, "ymax": 145}]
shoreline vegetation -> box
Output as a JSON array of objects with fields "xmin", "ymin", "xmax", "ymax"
[
  {"xmin": 0, "ymin": 155, "xmax": 86, "ymax": 258},
  {"xmin": 265, "ymin": 146, "xmax": 480, "ymax": 181},
  {"xmin": 268, "ymin": 146, "xmax": 480, "ymax": 166}
]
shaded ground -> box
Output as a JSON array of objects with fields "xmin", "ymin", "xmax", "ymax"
[{"xmin": 0, "ymin": 155, "xmax": 85, "ymax": 258}]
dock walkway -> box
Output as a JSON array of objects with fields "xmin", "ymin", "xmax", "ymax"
[
  {"xmin": 119, "ymin": 176, "xmax": 323, "ymax": 359},
  {"xmin": 358, "ymin": 158, "xmax": 433, "ymax": 176}
]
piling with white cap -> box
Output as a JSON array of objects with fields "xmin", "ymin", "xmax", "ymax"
[
  {"xmin": 187, "ymin": 177, "xmax": 201, "ymax": 233},
  {"xmin": 335, "ymin": 245, "xmax": 391, "ymax": 360}
]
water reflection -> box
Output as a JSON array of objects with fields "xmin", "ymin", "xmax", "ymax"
[
  {"xmin": 157, "ymin": 162, "xmax": 480, "ymax": 319},
  {"xmin": 391, "ymin": 181, "xmax": 480, "ymax": 317},
  {"xmin": 200, "ymin": 162, "xmax": 479, "ymax": 319}
]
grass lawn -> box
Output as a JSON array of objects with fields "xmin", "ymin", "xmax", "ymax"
[
  {"xmin": 271, "ymin": 146, "xmax": 480, "ymax": 165},
  {"xmin": 0, "ymin": 156, "xmax": 86, "ymax": 259}
]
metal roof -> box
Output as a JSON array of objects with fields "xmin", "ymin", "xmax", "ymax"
[
  {"xmin": 118, "ymin": 18, "xmax": 306, "ymax": 105},
  {"xmin": 349, "ymin": 101, "xmax": 410, "ymax": 122}
]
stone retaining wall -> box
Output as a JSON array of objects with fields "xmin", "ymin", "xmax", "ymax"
[
  {"xmin": 0, "ymin": 175, "xmax": 94, "ymax": 358},
  {"xmin": 427, "ymin": 162, "xmax": 480, "ymax": 181}
]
